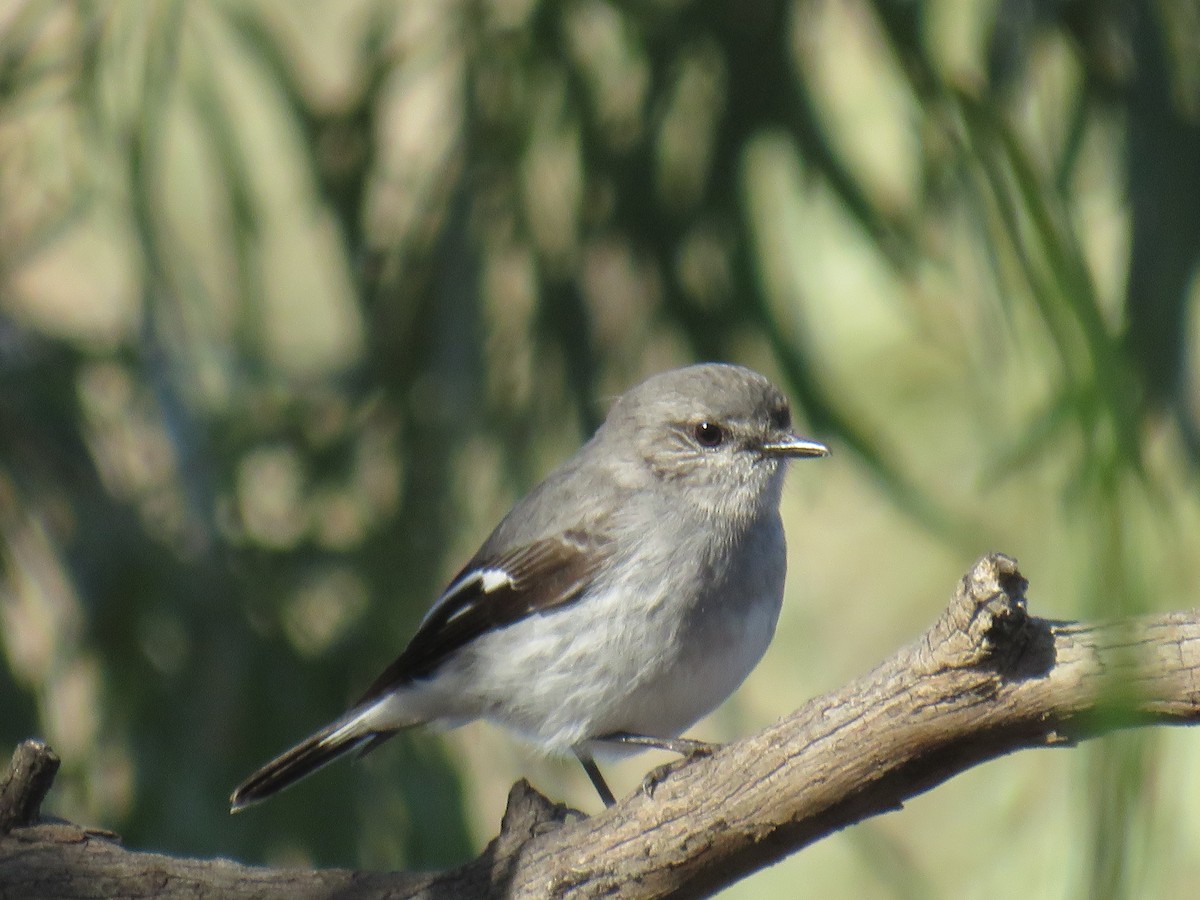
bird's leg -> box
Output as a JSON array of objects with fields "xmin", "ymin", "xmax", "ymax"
[
  {"xmin": 593, "ymin": 732, "xmax": 721, "ymax": 798},
  {"xmin": 574, "ymin": 749, "xmax": 616, "ymax": 807}
]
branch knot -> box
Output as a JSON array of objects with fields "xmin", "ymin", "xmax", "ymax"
[
  {"xmin": 0, "ymin": 739, "xmax": 60, "ymax": 834},
  {"xmin": 921, "ymin": 553, "xmax": 1029, "ymax": 673}
]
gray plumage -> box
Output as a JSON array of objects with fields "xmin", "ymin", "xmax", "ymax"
[{"xmin": 230, "ymin": 363, "xmax": 828, "ymax": 811}]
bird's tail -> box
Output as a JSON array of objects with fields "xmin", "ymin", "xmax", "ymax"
[{"xmin": 229, "ymin": 701, "xmax": 399, "ymax": 812}]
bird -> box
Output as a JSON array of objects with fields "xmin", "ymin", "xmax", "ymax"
[{"xmin": 230, "ymin": 363, "xmax": 828, "ymax": 811}]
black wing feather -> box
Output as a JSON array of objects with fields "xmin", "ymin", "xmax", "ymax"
[{"xmin": 357, "ymin": 530, "xmax": 607, "ymax": 704}]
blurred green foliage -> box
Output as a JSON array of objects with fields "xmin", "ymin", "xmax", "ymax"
[{"xmin": 1, "ymin": 1, "xmax": 1198, "ymax": 896}]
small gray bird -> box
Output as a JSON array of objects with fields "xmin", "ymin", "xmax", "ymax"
[{"xmin": 230, "ymin": 363, "xmax": 828, "ymax": 810}]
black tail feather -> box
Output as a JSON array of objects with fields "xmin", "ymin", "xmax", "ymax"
[{"xmin": 230, "ymin": 721, "xmax": 377, "ymax": 812}]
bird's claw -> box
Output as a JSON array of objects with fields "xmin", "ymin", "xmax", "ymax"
[{"xmin": 639, "ymin": 741, "xmax": 718, "ymax": 799}]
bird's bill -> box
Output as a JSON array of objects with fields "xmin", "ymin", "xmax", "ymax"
[{"xmin": 760, "ymin": 435, "xmax": 830, "ymax": 458}]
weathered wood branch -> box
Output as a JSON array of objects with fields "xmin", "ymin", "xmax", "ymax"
[
  {"xmin": 3, "ymin": 553, "xmax": 1199, "ymax": 898},
  {"xmin": 0, "ymin": 738, "xmax": 58, "ymax": 834}
]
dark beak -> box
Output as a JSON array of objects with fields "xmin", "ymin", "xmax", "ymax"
[{"xmin": 760, "ymin": 434, "xmax": 830, "ymax": 459}]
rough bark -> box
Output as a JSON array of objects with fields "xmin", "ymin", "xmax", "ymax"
[{"xmin": 2, "ymin": 553, "xmax": 1199, "ymax": 898}]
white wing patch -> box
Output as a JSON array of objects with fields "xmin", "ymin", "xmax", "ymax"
[
  {"xmin": 422, "ymin": 566, "xmax": 516, "ymax": 630},
  {"xmin": 477, "ymin": 567, "xmax": 514, "ymax": 593}
]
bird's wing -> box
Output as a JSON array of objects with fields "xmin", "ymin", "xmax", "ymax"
[{"xmin": 356, "ymin": 529, "xmax": 610, "ymax": 703}]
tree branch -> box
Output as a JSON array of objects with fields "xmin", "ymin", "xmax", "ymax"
[
  {"xmin": 0, "ymin": 739, "xmax": 58, "ymax": 834},
  {"xmin": 3, "ymin": 553, "xmax": 1199, "ymax": 898}
]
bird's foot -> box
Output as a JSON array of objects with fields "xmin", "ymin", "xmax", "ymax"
[{"xmin": 637, "ymin": 739, "xmax": 719, "ymax": 799}]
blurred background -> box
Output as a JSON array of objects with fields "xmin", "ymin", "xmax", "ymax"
[{"xmin": 1, "ymin": 0, "xmax": 1199, "ymax": 896}]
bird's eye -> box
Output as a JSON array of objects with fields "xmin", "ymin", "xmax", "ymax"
[
  {"xmin": 770, "ymin": 406, "xmax": 791, "ymax": 431},
  {"xmin": 692, "ymin": 421, "xmax": 725, "ymax": 448}
]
